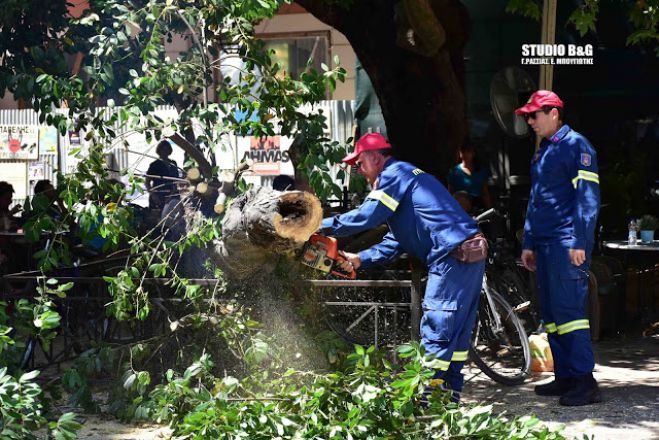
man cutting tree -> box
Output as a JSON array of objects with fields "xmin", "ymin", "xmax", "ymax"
[{"xmin": 320, "ymin": 133, "xmax": 487, "ymax": 401}]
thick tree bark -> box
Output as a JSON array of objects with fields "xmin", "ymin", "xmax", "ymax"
[
  {"xmin": 209, "ymin": 187, "xmax": 322, "ymax": 279},
  {"xmin": 296, "ymin": 0, "xmax": 469, "ymax": 179}
]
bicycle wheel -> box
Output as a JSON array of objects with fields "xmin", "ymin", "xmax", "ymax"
[
  {"xmin": 492, "ymin": 267, "xmax": 540, "ymax": 334},
  {"xmin": 470, "ymin": 287, "xmax": 531, "ymax": 385}
]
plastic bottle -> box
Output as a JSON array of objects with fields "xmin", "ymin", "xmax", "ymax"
[{"xmin": 628, "ymin": 218, "xmax": 638, "ymax": 245}]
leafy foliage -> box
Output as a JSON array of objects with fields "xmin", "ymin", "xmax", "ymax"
[
  {"xmin": 0, "ymin": 367, "xmax": 81, "ymax": 439},
  {"xmin": 121, "ymin": 343, "xmax": 571, "ymax": 439},
  {"xmin": 567, "ymin": 0, "xmax": 600, "ymax": 37},
  {"xmin": 627, "ymin": 0, "xmax": 659, "ymax": 55},
  {"xmin": 506, "ymin": 0, "xmax": 659, "ymax": 55},
  {"xmin": 505, "ymin": 0, "xmax": 541, "ymax": 21},
  {"xmin": 637, "ymin": 214, "xmax": 659, "ymax": 230}
]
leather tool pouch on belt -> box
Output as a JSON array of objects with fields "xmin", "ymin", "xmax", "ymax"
[{"xmin": 450, "ymin": 233, "xmax": 488, "ymax": 263}]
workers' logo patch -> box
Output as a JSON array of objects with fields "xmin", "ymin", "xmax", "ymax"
[{"xmin": 580, "ymin": 153, "xmax": 591, "ymax": 166}]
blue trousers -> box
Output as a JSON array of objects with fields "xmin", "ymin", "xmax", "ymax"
[
  {"xmin": 420, "ymin": 256, "xmax": 485, "ymax": 393},
  {"xmin": 535, "ymin": 243, "xmax": 595, "ymax": 377}
]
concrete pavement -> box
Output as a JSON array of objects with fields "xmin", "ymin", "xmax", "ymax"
[{"xmin": 463, "ymin": 335, "xmax": 659, "ymax": 440}]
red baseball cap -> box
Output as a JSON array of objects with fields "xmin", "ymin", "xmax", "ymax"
[
  {"xmin": 342, "ymin": 133, "xmax": 392, "ymax": 165},
  {"xmin": 514, "ymin": 90, "xmax": 564, "ymax": 115}
]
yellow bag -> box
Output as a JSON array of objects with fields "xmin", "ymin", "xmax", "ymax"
[{"xmin": 529, "ymin": 333, "xmax": 554, "ymax": 372}]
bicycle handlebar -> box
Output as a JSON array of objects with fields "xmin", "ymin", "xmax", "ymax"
[{"xmin": 474, "ymin": 208, "xmax": 498, "ymax": 223}]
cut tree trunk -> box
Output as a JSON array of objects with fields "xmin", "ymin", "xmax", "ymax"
[{"xmin": 209, "ymin": 187, "xmax": 323, "ymax": 279}]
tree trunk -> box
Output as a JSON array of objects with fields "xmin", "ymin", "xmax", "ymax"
[
  {"xmin": 209, "ymin": 187, "xmax": 323, "ymax": 279},
  {"xmin": 297, "ymin": 0, "xmax": 469, "ymax": 180}
]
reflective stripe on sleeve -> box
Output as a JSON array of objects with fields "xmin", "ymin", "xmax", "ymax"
[
  {"xmin": 451, "ymin": 350, "xmax": 468, "ymax": 362},
  {"xmin": 572, "ymin": 170, "xmax": 599, "ymax": 188},
  {"xmin": 545, "ymin": 322, "xmax": 557, "ymax": 333},
  {"xmin": 557, "ymin": 319, "xmax": 590, "ymax": 335},
  {"xmin": 367, "ymin": 190, "xmax": 399, "ymax": 211}
]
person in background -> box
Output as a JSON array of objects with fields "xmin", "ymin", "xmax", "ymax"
[
  {"xmin": 516, "ymin": 90, "xmax": 601, "ymax": 407},
  {"xmin": 0, "ymin": 182, "xmax": 28, "ymax": 275},
  {"xmin": 447, "ymin": 144, "xmax": 492, "ymax": 210},
  {"xmin": 31, "ymin": 179, "xmax": 66, "ymax": 219},
  {"xmin": 320, "ymin": 133, "xmax": 487, "ymax": 402},
  {"xmin": 0, "ymin": 182, "xmax": 22, "ymax": 231},
  {"xmin": 146, "ymin": 140, "xmax": 180, "ymax": 210},
  {"xmin": 161, "ymin": 183, "xmax": 187, "ymax": 241},
  {"xmin": 272, "ymin": 175, "xmax": 296, "ymax": 191},
  {"xmin": 452, "ymin": 190, "xmax": 474, "ymax": 215}
]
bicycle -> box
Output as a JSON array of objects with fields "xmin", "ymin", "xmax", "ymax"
[
  {"xmin": 478, "ymin": 206, "xmax": 540, "ymax": 335},
  {"xmin": 469, "ymin": 208, "xmax": 532, "ymax": 385},
  {"xmin": 469, "ymin": 271, "xmax": 531, "ymax": 385}
]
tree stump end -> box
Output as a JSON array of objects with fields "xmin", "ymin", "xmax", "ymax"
[{"xmin": 273, "ymin": 191, "xmax": 323, "ymax": 243}]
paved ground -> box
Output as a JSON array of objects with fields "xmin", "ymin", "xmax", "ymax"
[
  {"xmin": 71, "ymin": 335, "xmax": 659, "ymax": 439},
  {"xmin": 463, "ymin": 335, "xmax": 659, "ymax": 439}
]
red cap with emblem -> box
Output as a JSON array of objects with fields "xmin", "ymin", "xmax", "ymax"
[
  {"xmin": 342, "ymin": 133, "xmax": 392, "ymax": 166},
  {"xmin": 515, "ymin": 90, "xmax": 564, "ymax": 115}
]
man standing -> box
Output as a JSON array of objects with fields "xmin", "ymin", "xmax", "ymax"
[
  {"xmin": 320, "ymin": 133, "xmax": 487, "ymax": 400},
  {"xmin": 516, "ymin": 90, "xmax": 601, "ymax": 406},
  {"xmin": 147, "ymin": 140, "xmax": 180, "ymax": 210}
]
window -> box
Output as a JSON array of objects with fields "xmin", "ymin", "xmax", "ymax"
[{"xmin": 261, "ymin": 33, "xmax": 330, "ymax": 80}]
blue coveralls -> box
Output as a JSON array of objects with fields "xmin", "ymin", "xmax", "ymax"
[
  {"xmin": 523, "ymin": 124, "xmax": 600, "ymax": 378},
  {"xmin": 321, "ymin": 159, "xmax": 484, "ymax": 392}
]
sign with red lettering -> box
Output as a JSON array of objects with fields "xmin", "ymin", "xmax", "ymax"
[{"xmin": 246, "ymin": 136, "xmax": 290, "ymax": 175}]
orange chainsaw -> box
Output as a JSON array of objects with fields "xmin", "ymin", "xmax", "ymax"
[{"xmin": 300, "ymin": 234, "xmax": 356, "ymax": 279}]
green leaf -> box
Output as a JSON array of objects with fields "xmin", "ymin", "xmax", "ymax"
[
  {"xmin": 123, "ymin": 373, "xmax": 136, "ymax": 390},
  {"xmin": 34, "ymin": 310, "xmax": 61, "ymax": 330},
  {"xmin": 19, "ymin": 370, "xmax": 40, "ymax": 383},
  {"xmin": 58, "ymin": 282, "xmax": 75, "ymax": 292},
  {"xmin": 137, "ymin": 371, "xmax": 151, "ymax": 386}
]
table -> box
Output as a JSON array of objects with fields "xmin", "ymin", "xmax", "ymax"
[
  {"xmin": 602, "ymin": 240, "xmax": 659, "ymax": 328},
  {"xmin": 603, "ymin": 240, "xmax": 659, "ymax": 252}
]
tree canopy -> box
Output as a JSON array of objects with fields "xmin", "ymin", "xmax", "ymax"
[{"xmin": 2, "ymin": 0, "xmax": 657, "ymax": 177}]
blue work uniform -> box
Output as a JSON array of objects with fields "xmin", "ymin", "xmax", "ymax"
[
  {"xmin": 321, "ymin": 159, "xmax": 485, "ymax": 393},
  {"xmin": 522, "ymin": 124, "xmax": 600, "ymax": 378}
]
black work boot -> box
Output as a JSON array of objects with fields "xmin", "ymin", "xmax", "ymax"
[
  {"xmin": 559, "ymin": 373, "xmax": 602, "ymax": 406},
  {"xmin": 534, "ymin": 377, "xmax": 573, "ymax": 396}
]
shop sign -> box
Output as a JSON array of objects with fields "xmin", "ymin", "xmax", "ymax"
[{"xmin": 0, "ymin": 125, "xmax": 39, "ymax": 159}]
